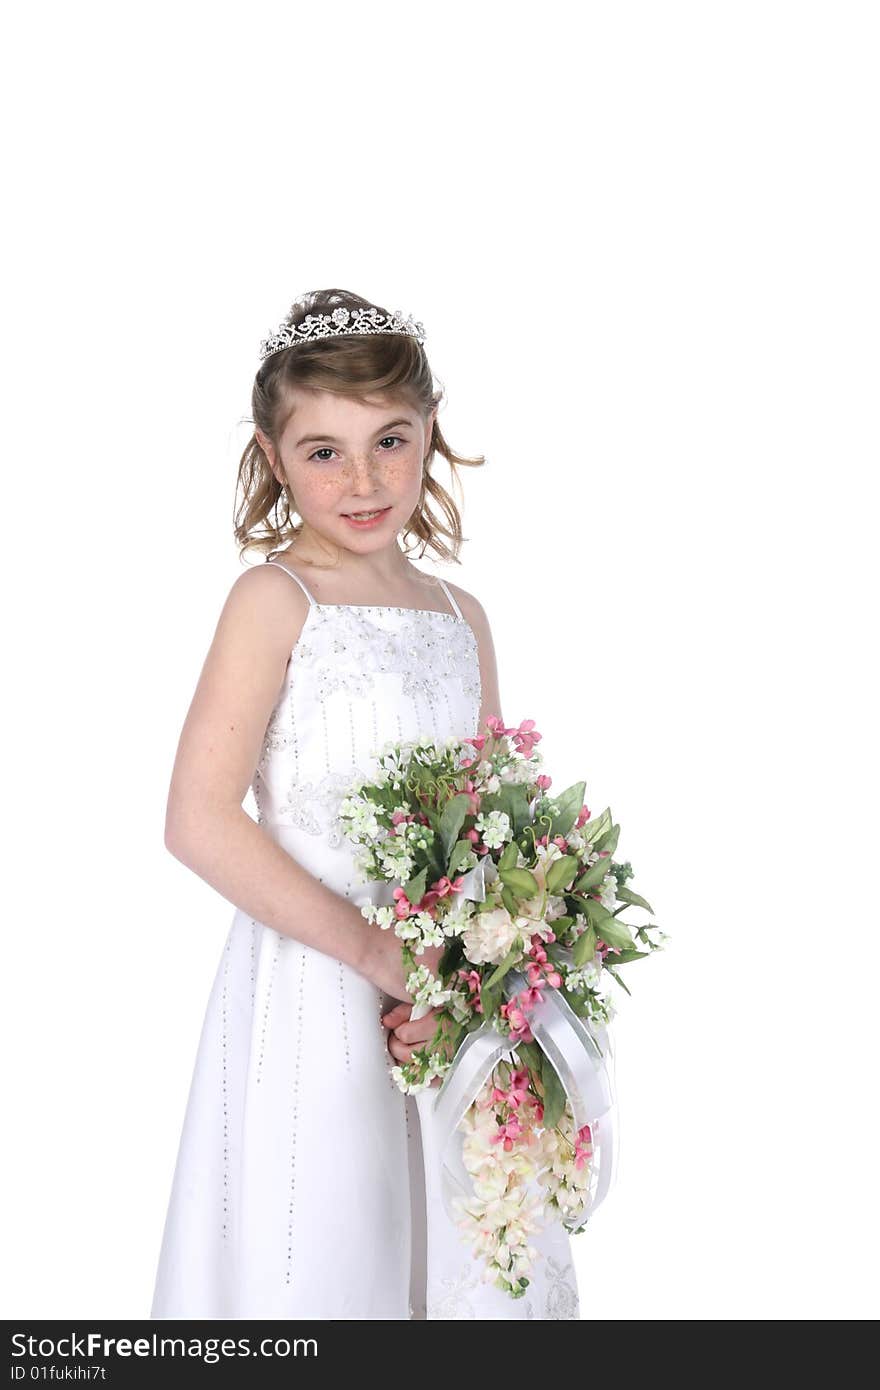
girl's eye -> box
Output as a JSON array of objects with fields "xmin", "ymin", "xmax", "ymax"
[{"xmin": 308, "ymin": 435, "xmax": 406, "ymax": 463}]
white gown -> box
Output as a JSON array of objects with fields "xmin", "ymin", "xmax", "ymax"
[{"xmin": 150, "ymin": 560, "xmax": 581, "ymax": 1320}]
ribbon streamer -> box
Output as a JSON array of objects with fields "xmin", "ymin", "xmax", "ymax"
[{"xmin": 364, "ymin": 852, "xmax": 618, "ymax": 1234}]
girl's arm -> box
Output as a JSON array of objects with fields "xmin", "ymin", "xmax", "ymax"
[{"xmin": 163, "ymin": 566, "xmax": 391, "ymax": 986}]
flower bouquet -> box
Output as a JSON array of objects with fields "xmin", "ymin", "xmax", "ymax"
[{"xmin": 338, "ymin": 715, "xmax": 666, "ymax": 1298}]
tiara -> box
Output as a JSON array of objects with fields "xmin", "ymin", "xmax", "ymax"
[{"xmin": 259, "ymin": 305, "xmax": 426, "ymax": 361}]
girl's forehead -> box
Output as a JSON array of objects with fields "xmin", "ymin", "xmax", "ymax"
[{"xmin": 280, "ymin": 387, "xmax": 420, "ymax": 437}]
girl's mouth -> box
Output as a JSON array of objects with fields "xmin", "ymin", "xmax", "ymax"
[{"xmin": 341, "ymin": 506, "xmax": 392, "ymax": 529}]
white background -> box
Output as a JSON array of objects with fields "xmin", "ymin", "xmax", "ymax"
[{"xmin": 3, "ymin": 1, "xmax": 877, "ymax": 1321}]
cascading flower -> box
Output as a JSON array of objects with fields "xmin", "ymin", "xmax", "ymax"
[{"xmin": 337, "ymin": 715, "xmax": 665, "ymax": 1298}]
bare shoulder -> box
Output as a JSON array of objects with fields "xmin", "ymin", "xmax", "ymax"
[
  {"xmin": 441, "ymin": 577, "xmax": 492, "ymax": 635},
  {"xmin": 439, "ymin": 577, "xmax": 503, "ymax": 729},
  {"xmin": 226, "ymin": 559, "xmax": 312, "ymax": 643},
  {"xmin": 164, "ymin": 563, "xmax": 312, "ymax": 838}
]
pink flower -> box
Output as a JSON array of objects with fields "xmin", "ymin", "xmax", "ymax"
[
  {"xmin": 462, "ymin": 779, "xmax": 481, "ymax": 815},
  {"xmin": 574, "ymin": 1124, "xmax": 593, "ymax": 1170},
  {"xmin": 536, "ymin": 774, "xmax": 552, "ymax": 790},
  {"xmin": 500, "ymin": 1000, "xmax": 534, "ymax": 1043},
  {"xmin": 392, "ymin": 886, "xmax": 413, "ymax": 919},
  {"xmin": 432, "ymin": 874, "xmax": 464, "ymax": 898},
  {"xmin": 509, "ymin": 719, "xmax": 542, "ymax": 755},
  {"xmin": 575, "ymin": 804, "xmax": 591, "ymax": 828},
  {"xmin": 458, "ymin": 969, "xmax": 484, "ymax": 1013},
  {"xmin": 491, "ymin": 1113, "xmax": 525, "ymax": 1151}
]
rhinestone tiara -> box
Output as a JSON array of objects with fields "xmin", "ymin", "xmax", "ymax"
[{"xmin": 259, "ymin": 305, "xmax": 426, "ymax": 361}]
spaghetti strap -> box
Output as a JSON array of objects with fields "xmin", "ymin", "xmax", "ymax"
[
  {"xmin": 263, "ymin": 559, "xmax": 317, "ymax": 606},
  {"xmin": 436, "ymin": 578, "xmax": 463, "ymax": 621}
]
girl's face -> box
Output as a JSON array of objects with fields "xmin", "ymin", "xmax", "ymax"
[{"xmin": 257, "ymin": 387, "xmax": 436, "ymax": 555}]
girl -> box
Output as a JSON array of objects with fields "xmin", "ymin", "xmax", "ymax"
[{"xmin": 149, "ymin": 287, "xmax": 581, "ymax": 1320}]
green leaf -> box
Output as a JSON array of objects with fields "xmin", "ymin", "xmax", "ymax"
[
  {"xmin": 572, "ymin": 923, "xmax": 597, "ymax": 967},
  {"xmin": 500, "ymin": 885, "xmax": 520, "ymax": 918},
  {"xmin": 439, "ymin": 937, "xmax": 464, "ymax": 978},
  {"xmin": 604, "ymin": 964, "xmax": 632, "ymax": 996},
  {"xmin": 479, "ymin": 984, "xmax": 501, "ymax": 1019},
  {"xmin": 595, "ymin": 915, "xmax": 634, "ymax": 950},
  {"xmin": 546, "ymin": 916, "xmax": 574, "ymax": 935},
  {"xmin": 560, "ymin": 985, "xmax": 589, "ymax": 1017},
  {"xmin": 581, "ymin": 808, "xmax": 612, "ymax": 843},
  {"xmin": 593, "ymin": 822, "xmax": 620, "ymax": 856},
  {"xmin": 495, "ymin": 784, "xmax": 532, "ymax": 838},
  {"xmin": 602, "ymin": 947, "xmax": 652, "ymax": 964},
  {"xmin": 513, "ymin": 1040, "xmax": 543, "ymax": 1076},
  {"xmin": 483, "ymin": 946, "xmax": 523, "ymax": 991},
  {"xmin": 447, "ymin": 838, "xmax": 475, "ymax": 877},
  {"xmin": 616, "ymin": 885, "xmax": 654, "ymax": 914},
  {"xmin": 439, "ymin": 793, "xmax": 471, "ymax": 860},
  {"xmin": 402, "ymin": 865, "xmax": 427, "ymax": 906},
  {"xmin": 573, "ymin": 896, "xmax": 613, "ymax": 929},
  {"xmin": 544, "ymin": 854, "xmax": 580, "ymax": 896},
  {"xmin": 541, "ymin": 1058, "xmax": 567, "ymax": 1129},
  {"xmin": 573, "ymin": 857, "xmax": 612, "ymax": 892},
  {"xmin": 499, "ymin": 867, "xmax": 541, "ymax": 898},
  {"xmin": 547, "ymin": 781, "xmax": 586, "ymax": 839},
  {"xmin": 499, "ymin": 840, "xmax": 520, "ymax": 871}
]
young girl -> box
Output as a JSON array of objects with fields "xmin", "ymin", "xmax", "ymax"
[{"xmin": 149, "ymin": 288, "xmax": 581, "ymax": 1321}]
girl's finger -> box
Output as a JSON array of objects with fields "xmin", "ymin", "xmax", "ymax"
[
  {"xmin": 381, "ymin": 1002, "xmax": 412, "ymax": 1029},
  {"xmin": 393, "ymin": 1013, "xmax": 437, "ymax": 1045},
  {"xmin": 387, "ymin": 1033, "xmax": 414, "ymax": 1063}
]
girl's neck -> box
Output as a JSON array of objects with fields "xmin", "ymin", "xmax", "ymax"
[{"xmin": 270, "ymin": 537, "xmax": 446, "ymax": 607}]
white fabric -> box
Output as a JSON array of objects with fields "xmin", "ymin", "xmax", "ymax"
[{"xmin": 150, "ymin": 566, "xmax": 581, "ymax": 1320}]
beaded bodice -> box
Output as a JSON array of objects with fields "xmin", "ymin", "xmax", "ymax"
[{"xmin": 251, "ymin": 567, "xmax": 482, "ymax": 852}]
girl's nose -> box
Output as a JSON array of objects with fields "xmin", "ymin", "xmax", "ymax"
[{"xmin": 346, "ymin": 454, "xmax": 380, "ymax": 485}]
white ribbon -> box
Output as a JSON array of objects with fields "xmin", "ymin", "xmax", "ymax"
[
  {"xmin": 430, "ymin": 957, "xmax": 616, "ymax": 1231},
  {"xmin": 366, "ymin": 851, "xmax": 619, "ymax": 1233}
]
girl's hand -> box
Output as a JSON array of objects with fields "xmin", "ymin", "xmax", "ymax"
[{"xmin": 381, "ymin": 1003, "xmax": 450, "ymax": 1089}]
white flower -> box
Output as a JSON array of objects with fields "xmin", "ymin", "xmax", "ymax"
[
  {"xmin": 461, "ymin": 905, "xmax": 521, "ymax": 965},
  {"xmin": 599, "ymin": 873, "xmax": 618, "ymax": 911},
  {"xmin": 442, "ymin": 901, "xmax": 476, "ymax": 933},
  {"xmin": 360, "ymin": 902, "xmax": 396, "ymax": 931},
  {"xmin": 406, "ymin": 964, "xmax": 454, "ymax": 1011},
  {"xmin": 474, "ymin": 809, "xmax": 512, "ymax": 849}
]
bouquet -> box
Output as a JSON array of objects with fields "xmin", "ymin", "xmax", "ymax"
[{"xmin": 338, "ymin": 715, "xmax": 666, "ymax": 1298}]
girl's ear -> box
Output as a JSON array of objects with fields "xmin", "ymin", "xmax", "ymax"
[
  {"xmin": 255, "ymin": 426, "xmax": 272, "ymax": 458},
  {"xmin": 256, "ymin": 428, "xmax": 282, "ymax": 482}
]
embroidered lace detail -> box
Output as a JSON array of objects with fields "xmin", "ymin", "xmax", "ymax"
[
  {"xmin": 543, "ymin": 1254, "xmax": 580, "ymax": 1319},
  {"xmin": 276, "ymin": 768, "xmax": 371, "ymax": 846},
  {"xmin": 253, "ymin": 606, "xmax": 482, "ymax": 838},
  {"xmin": 426, "ymin": 1263, "xmax": 482, "ymax": 1319},
  {"xmin": 290, "ymin": 606, "xmax": 479, "ymax": 700}
]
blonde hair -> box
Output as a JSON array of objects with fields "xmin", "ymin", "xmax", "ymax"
[{"xmin": 234, "ymin": 287, "xmax": 486, "ymax": 567}]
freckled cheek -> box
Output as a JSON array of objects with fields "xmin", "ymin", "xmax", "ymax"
[
  {"xmin": 379, "ymin": 456, "xmax": 423, "ymax": 502},
  {"xmin": 290, "ymin": 471, "xmax": 347, "ymax": 509}
]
